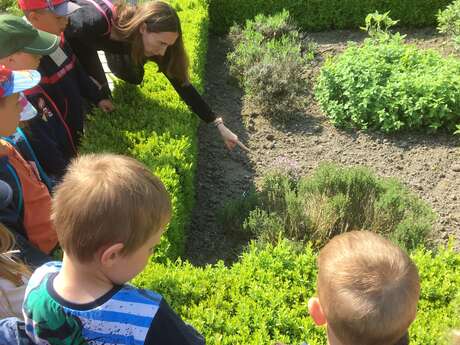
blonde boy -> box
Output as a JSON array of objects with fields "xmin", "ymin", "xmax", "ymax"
[
  {"xmin": 307, "ymin": 231, "xmax": 420, "ymax": 345},
  {"xmin": 22, "ymin": 154, "xmax": 205, "ymax": 345}
]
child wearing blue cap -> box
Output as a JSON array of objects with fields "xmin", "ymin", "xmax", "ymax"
[
  {"xmin": 0, "ymin": 65, "xmax": 52, "ymax": 345},
  {"xmin": 0, "ymin": 65, "xmax": 57, "ymax": 264},
  {"xmin": 0, "ymin": 14, "xmax": 70, "ymax": 181}
]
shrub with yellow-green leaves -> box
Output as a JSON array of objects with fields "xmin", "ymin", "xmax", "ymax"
[{"xmin": 134, "ymin": 240, "xmax": 460, "ymax": 345}]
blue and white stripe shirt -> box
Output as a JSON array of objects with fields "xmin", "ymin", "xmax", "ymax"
[{"xmin": 23, "ymin": 261, "xmax": 205, "ymax": 345}]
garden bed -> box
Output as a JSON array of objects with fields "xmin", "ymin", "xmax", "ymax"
[{"xmin": 185, "ymin": 28, "xmax": 460, "ymax": 265}]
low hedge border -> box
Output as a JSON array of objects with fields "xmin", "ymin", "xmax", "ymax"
[
  {"xmin": 207, "ymin": 0, "xmax": 452, "ymax": 35},
  {"xmin": 134, "ymin": 240, "xmax": 460, "ymax": 345},
  {"xmin": 81, "ymin": 0, "xmax": 209, "ymax": 261}
]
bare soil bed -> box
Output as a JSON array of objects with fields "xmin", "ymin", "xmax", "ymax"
[{"xmin": 185, "ymin": 28, "xmax": 460, "ymax": 265}]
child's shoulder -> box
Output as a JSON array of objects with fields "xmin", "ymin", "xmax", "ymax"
[
  {"xmin": 112, "ymin": 284, "xmax": 164, "ymax": 310},
  {"xmin": 38, "ymin": 39, "xmax": 75, "ymax": 75},
  {"xmin": 27, "ymin": 261, "xmax": 61, "ymax": 288}
]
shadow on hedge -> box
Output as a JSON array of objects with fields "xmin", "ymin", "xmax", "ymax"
[{"xmin": 82, "ymin": 80, "xmax": 199, "ymax": 262}]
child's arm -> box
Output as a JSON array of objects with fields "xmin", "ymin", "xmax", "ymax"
[
  {"xmin": 165, "ymin": 75, "xmax": 217, "ymax": 124},
  {"xmin": 25, "ymin": 116, "xmax": 71, "ymax": 180},
  {"xmin": 145, "ymin": 299, "xmax": 205, "ymax": 345},
  {"xmin": 74, "ymin": 58, "xmax": 114, "ymax": 112},
  {"xmin": 0, "ymin": 317, "xmax": 34, "ymax": 345},
  {"xmin": 0, "ymin": 179, "xmax": 25, "ymax": 239},
  {"xmin": 67, "ymin": 38, "xmax": 112, "ymax": 100}
]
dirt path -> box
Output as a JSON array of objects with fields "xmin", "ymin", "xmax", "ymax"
[
  {"xmin": 184, "ymin": 36, "xmax": 254, "ymax": 265},
  {"xmin": 185, "ymin": 30, "xmax": 460, "ymax": 265}
]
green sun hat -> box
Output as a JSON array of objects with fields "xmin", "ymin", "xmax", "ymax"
[{"xmin": 0, "ymin": 14, "xmax": 60, "ymax": 59}]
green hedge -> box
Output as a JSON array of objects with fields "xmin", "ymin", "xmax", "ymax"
[
  {"xmin": 134, "ymin": 240, "xmax": 460, "ymax": 345},
  {"xmin": 81, "ymin": 0, "xmax": 209, "ymax": 261},
  {"xmin": 0, "ymin": 0, "xmax": 20, "ymax": 14},
  {"xmin": 207, "ymin": 0, "xmax": 452, "ymax": 35}
]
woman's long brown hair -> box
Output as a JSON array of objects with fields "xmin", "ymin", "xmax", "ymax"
[
  {"xmin": 114, "ymin": 1, "xmax": 190, "ymax": 84},
  {"xmin": 0, "ymin": 223, "xmax": 30, "ymax": 318}
]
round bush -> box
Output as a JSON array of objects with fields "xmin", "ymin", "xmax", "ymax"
[
  {"xmin": 227, "ymin": 11, "xmax": 314, "ymax": 123},
  {"xmin": 315, "ymin": 34, "xmax": 460, "ymax": 133},
  {"xmin": 219, "ymin": 164, "xmax": 436, "ymax": 251}
]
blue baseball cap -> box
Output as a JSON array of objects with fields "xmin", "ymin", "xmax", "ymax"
[
  {"xmin": 0, "ymin": 65, "xmax": 41, "ymax": 98},
  {"xmin": 1, "ymin": 66, "xmax": 41, "ymax": 121}
]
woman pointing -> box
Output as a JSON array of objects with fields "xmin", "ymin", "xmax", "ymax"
[{"xmin": 65, "ymin": 0, "xmax": 241, "ymax": 150}]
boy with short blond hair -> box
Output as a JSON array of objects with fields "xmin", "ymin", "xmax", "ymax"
[
  {"xmin": 22, "ymin": 153, "xmax": 205, "ymax": 344},
  {"xmin": 53, "ymin": 153, "xmax": 172, "ymax": 263},
  {"xmin": 307, "ymin": 231, "xmax": 420, "ymax": 345}
]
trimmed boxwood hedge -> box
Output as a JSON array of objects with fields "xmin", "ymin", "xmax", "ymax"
[
  {"xmin": 134, "ymin": 240, "xmax": 460, "ymax": 345},
  {"xmin": 207, "ymin": 0, "xmax": 452, "ymax": 35},
  {"xmin": 81, "ymin": 0, "xmax": 209, "ymax": 261}
]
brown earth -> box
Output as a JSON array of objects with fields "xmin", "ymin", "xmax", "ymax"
[{"xmin": 185, "ymin": 28, "xmax": 460, "ymax": 266}]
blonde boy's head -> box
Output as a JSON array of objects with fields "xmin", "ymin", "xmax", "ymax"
[
  {"xmin": 51, "ymin": 154, "xmax": 172, "ymax": 263},
  {"xmin": 313, "ymin": 231, "xmax": 420, "ymax": 345}
]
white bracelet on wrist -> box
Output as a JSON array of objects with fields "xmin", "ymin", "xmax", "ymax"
[{"xmin": 213, "ymin": 117, "xmax": 224, "ymax": 128}]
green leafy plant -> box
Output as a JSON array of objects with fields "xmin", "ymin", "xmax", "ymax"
[
  {"xmin": 0, "ymin": 0, "xmax": 21, "ymax": 14},
  {"xmin": 438, "ymin": 0, "xmax": 460, "ymax": 48},
  {"xmin": 361, "ymin": 11, "xmax": 399, "ymax": 41},
  {"xmin": 219, "ymin": 164, "xmax": 436, "ymax": 251},
  {"xmin": 81, "ymin": 0, "xmax": 209, "ymax": 261},
  {"xmin": 228, "ymin": 11, "xmax": 314, "ymax": 123},
  {"xmin": 316, "ymin": 13, "xmax": 460, "ymax": 134},
  {"xmin": 133, "ymin": 239, "xmax": 460, "ymax": 345},
  {"xmin": 217, "ymin": 187, "xmax": 258, "ymax": 234},
  {"xmin": 454, "ymin": 124, "xmax": 460, "ymax": 135}
]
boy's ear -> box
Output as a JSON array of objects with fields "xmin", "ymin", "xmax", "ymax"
[
  {"xmin": 100, "ymin": 243, "xmax": 124, "ymax": 267},
  {"xmin": 0, "ymin": 52, "xmax": 18, "ymax": 64},
  {"xmin": 27, "ymin": 11, "xmax": 39, "ymax": 25},
  {"xmin": 308, "ymin": 297, "xmax": 327, "ymax": 326}
]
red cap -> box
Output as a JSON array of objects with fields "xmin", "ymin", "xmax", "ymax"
[{"xmin": 18, "ymin": 0, "xmax": 81, "ymax": 16}]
